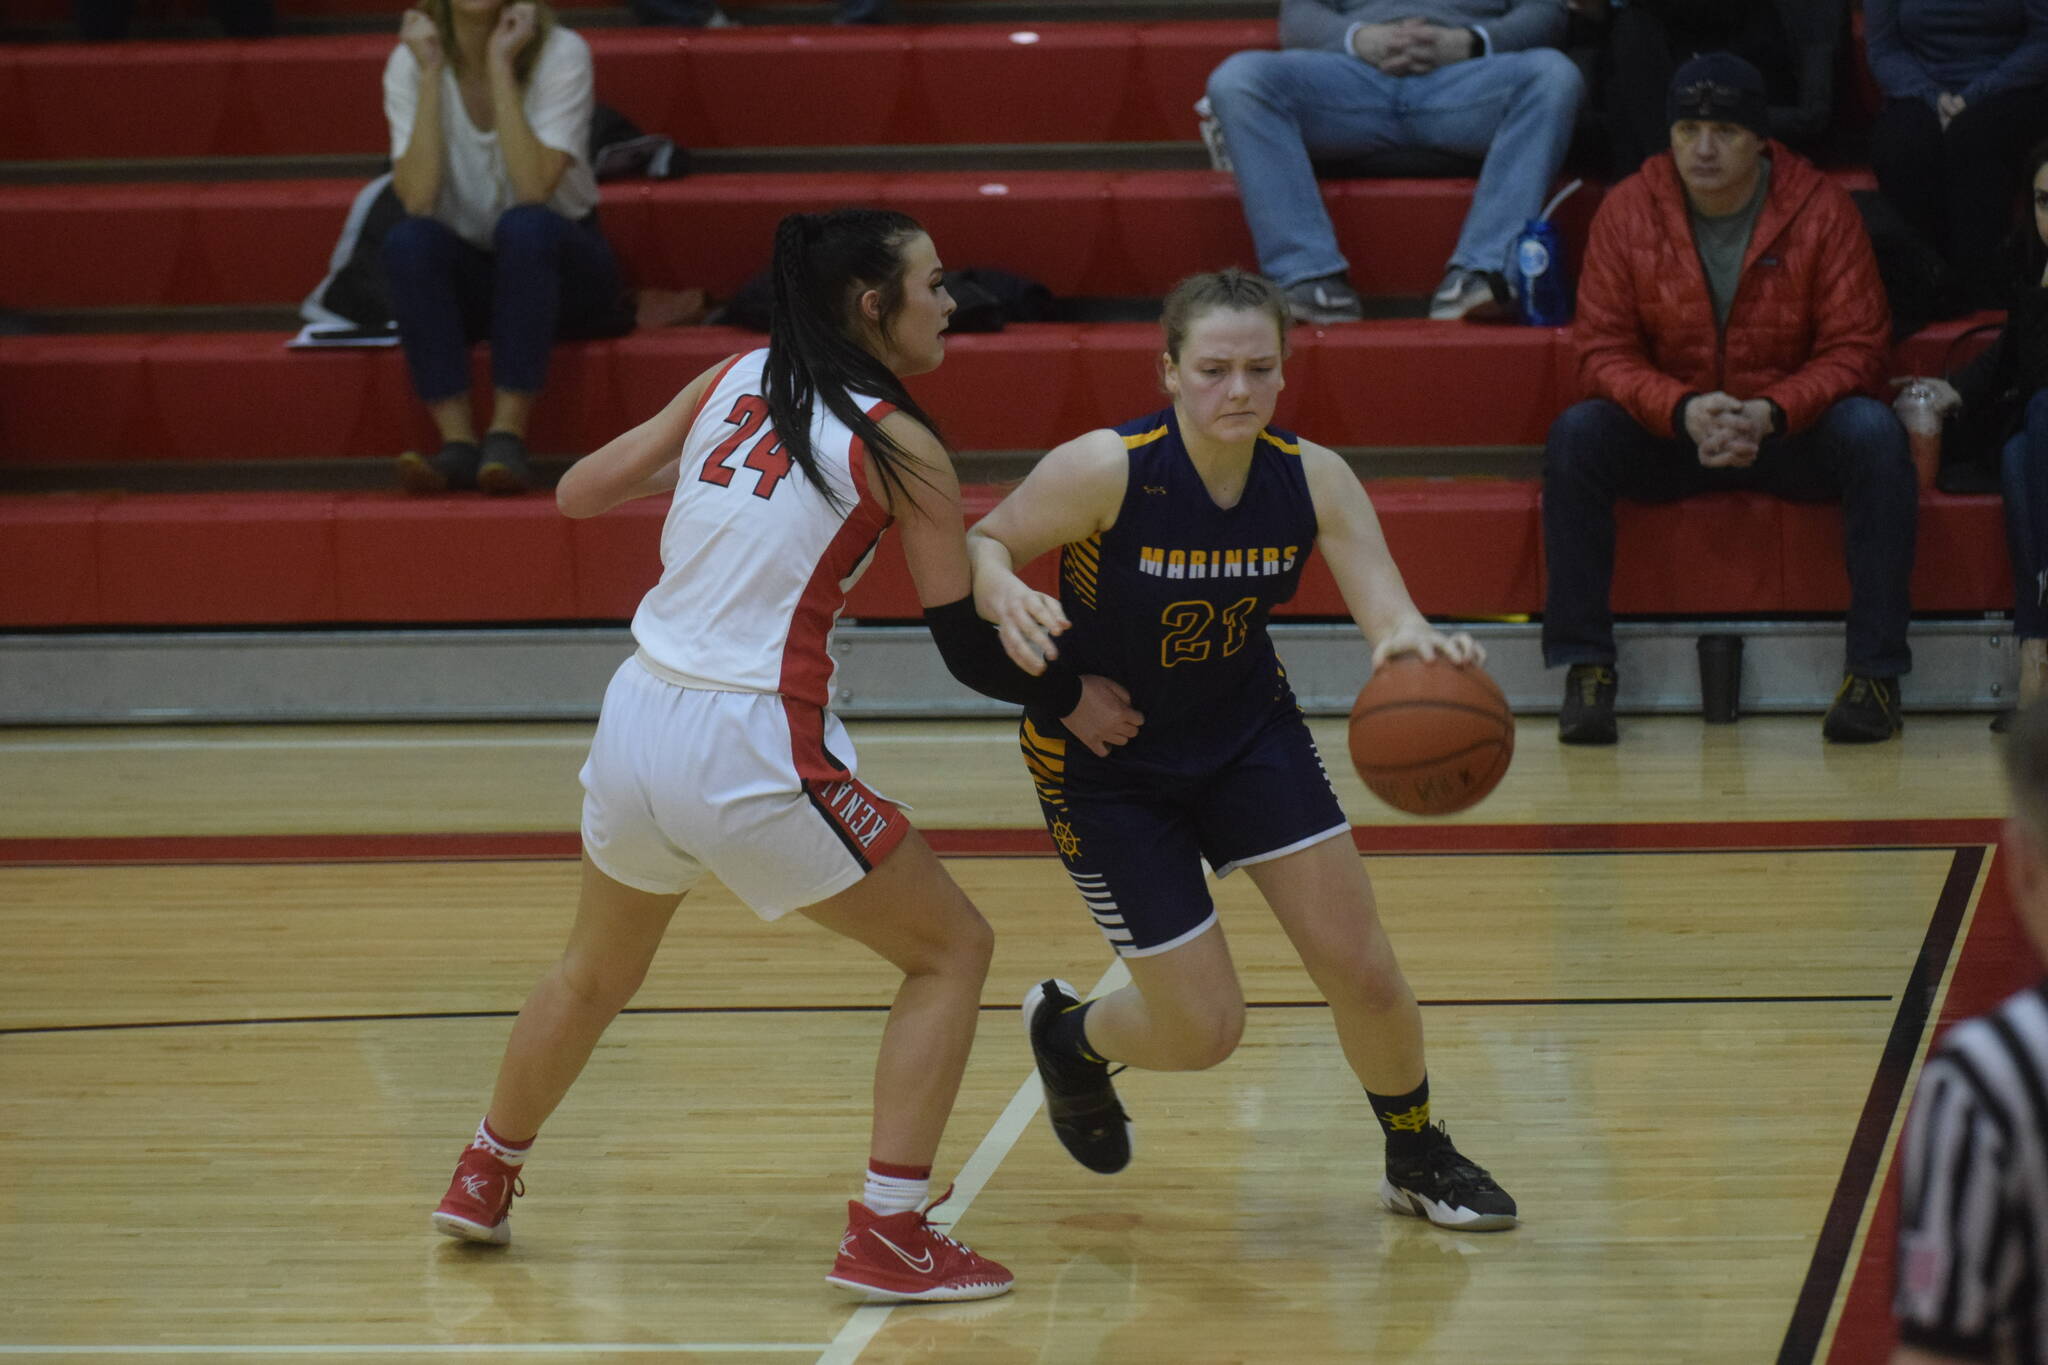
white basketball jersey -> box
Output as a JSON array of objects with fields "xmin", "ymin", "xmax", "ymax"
[{"xmin": 631, "ymin": 349, "xmax": 895, "ymax": 708}]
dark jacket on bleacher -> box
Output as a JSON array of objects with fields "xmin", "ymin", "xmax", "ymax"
[
  {"xmin": 1572, "ymin": 144, "xmax": 1889, "ymax": 439},
  {"xmin": 1863, "ymin": 0, "xmax": 2048, "ymax": 109}
]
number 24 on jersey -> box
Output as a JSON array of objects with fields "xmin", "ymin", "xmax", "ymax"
[{"xmin": 699, "ymin": 394, "xmax": 793, "ymax": 501}]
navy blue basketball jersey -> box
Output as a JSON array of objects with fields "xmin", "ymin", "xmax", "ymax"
[{"xmin": 1032, "ymin": 406, "xmax": 1319, "ymax": 776}]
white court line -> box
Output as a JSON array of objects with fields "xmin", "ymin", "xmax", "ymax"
[
  {"xmin": 0, "ymin": 730, "xmax": 1027, "ymax": 755},
  {"xmin": 0, "ymin": 1347, "xmax": 827, "ymax": 1357},
  {"xmin": 0, "ymin": 735, "xmax": 593, "ymax": 753},
  {"xmin": 815, "ymin": 958, "xmax": 1132, "ymax": 1365}
]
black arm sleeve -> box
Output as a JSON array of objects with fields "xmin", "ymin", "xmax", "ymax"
[{"xmin": 923, "ymin": 594, "xmax": 1084, "ymax": 715}]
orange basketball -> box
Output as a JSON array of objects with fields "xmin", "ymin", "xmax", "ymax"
[{"xmin": 1346, "ymin": 655, "xmax": 1515, "ymax": 816}]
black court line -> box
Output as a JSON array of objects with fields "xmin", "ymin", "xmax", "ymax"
[
  {"xmin": 1777, "ymin": 845, "xmax": 1982, "ymax": 1365},
  {"xmin": 0, "ymin": 994, "xmax": 1896, "ymax": 1038},
  {"xmin": 0, "ymin": 845, "xmax": 1970, "ymax": 872}
]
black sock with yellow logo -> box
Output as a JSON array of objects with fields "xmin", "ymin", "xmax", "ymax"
[
  {"xmin": 1045, "ymin": 999, "xmax": 1108, "ymax": 1071},
  {"xmin": 1367, "ymin": 1075, "xmax": 1432, "ymax": 1159}
]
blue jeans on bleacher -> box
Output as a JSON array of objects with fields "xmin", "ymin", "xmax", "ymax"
[
  {"xmin": 382, "ymin": 205, "xmax": 627, "ymax": 404},
  {"xmin": 1541, "ymin": 396, "xmax": 1917, "ymax": 678},
  {"xmin": 1202, "ymin": 46, "xmax": 1583, "ymax": 289},
  {"xmin": 2002, "ymin": 391, "xmax": 2048, "ymax": 640}
]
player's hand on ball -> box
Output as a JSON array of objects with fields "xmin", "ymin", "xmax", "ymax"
[
  {"xmin": 1372, "ymin": 619, "xmax": 1483, "ymax": 670},
  {"xmin": 1063, "ymin": 675, "xmax": 1142, "ymax": 758}
]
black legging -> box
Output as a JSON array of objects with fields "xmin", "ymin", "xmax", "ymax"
[{"xmin": 1870, "ymin": 86, "xmax": 2048, "ymax": 310}]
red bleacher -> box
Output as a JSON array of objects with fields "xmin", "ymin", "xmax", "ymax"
[
  {"xmin": 0, "ymin": 17, "xmax": 2016, "ymax": 638},
  {"xmin": 0, "ymin": 322, "xmax": 1580, "ymax": 461},
  {"xmin": 0, "ymin": 307, "xmax": 1971, "ymax": 468},
  {"xmin": 0, "ymin": 171, "xmax": 1598, "ymax": 306},
  {"xmin": 0, "ymin": 22, "xmax": 1269, "ymax": 160},
  {"xmin": 0, "ymin": 481, "xmax": 2013, "ymax": 628},
  {"xmin": 0, "ymin": 309, "xmax": 2007, "ymax": 627}
]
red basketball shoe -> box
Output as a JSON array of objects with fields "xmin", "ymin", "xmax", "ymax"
[
  {"xmin": 825, "ymin": 1187, "xmax": 1014, "ymax": 1302},
  {"xmin": 431, "ymin": 1145, "xmax": 524, "ymax": 1245}
]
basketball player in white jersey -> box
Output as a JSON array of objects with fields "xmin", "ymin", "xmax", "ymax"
[{"xmin": 430, "ymin": 207, "xmax": 1139, "ymax": 1302}]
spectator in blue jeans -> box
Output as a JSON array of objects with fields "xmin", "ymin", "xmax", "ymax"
[
  {"xmin": 1203, "ymin": 0, "xmax": 1584, "ymax": 324},
  {"xmin": 1541, "ymin": 54, "xmax": 1914, "ymax": 745},
  {"xmin": 382, "ymin": 0, "xmax": 631, "ymax": 495}
]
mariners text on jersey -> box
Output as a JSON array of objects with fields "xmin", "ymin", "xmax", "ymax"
[{"xmin": 1137, "ymin": 545, "xmax": 1301, "ymax": 579}]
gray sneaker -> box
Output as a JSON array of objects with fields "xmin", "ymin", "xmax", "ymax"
[
  {"xmin": 1283, "ymin": 274, "xmax": 1364, "ymax": 325},
  {"xmin": 1194, "ymin": 95, "xmax": 1232, "ymax": 172},
  {"xmin": 1428, "ymin": 267, "xmax": 1515, "ymax": 322}
]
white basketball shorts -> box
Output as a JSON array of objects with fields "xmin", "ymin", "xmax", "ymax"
[{"xmin": 579, "ymin": 654, "xmax": 910, "ymax": 918}]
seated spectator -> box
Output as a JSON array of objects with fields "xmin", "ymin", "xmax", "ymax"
[
  {"xmin": 382, "ymin": 0, "xmax": 633, "ymax": 495},
  {"xmin": 1571, "ymin": 0, "xmax": 1819, "ymax": 178},
  {"xmin": 1902, "ymin": 140, "xmax": 2048, "ymax": 729},
  {"xmin": 1886, "ymin": 702, "xmax": 2048, "ymax": 1365},
  {"xmin": 1203, "ymin": 0, "xmax": 1585, "ymax": 324},
  {"xmin": 1543, "ymin": 53, "xmax": 1913, "ymax": 745},
  {"xmin": 1865, "ymin": 0, "xmax": 2048, "ymax": 310}
]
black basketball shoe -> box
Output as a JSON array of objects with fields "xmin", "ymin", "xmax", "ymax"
[
  {"xmin": 1022, "ymin": 978, "xmax": 1131, "ymax": 1174},
  {"xmin": 1381, "ymin": 1123, "xmax": 1518, "ymax": 1231}
]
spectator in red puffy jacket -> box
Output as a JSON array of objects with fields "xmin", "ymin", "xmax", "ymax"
[{"xmin": 1541, "ymin": 52, "xmax": 1915, "ymax": 746}]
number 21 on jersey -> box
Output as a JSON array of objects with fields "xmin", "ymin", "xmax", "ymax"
[
  {"xmin": 700, "ymin": 394, "xmax": 793, "ymax": 500},
  {"xmin": 1160, "ymin": 596, "xmax": 1258, "ymax": 667}
]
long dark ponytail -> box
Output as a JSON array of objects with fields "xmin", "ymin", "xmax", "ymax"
[{"xmin": 764, "ymin": 208, "xmax": 948, "ymax": 513}]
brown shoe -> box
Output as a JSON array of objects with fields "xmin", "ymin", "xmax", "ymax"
[
  {"xmin": 396, "ymin": 440, "xmax": 479, "ymax": 494},
  {"xmin": 476, "ymin": 431, "xmax": 533, "ymax": 496}
]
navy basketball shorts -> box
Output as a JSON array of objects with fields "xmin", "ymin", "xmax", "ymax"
[{"xmin": 1019, "ymin": 708, "xmax": 1351, "ymax": 957}]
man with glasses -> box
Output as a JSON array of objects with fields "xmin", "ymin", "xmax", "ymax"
[{"xmin": 1540, "ymin": 52, "xmax": 1915, "ymax": 745}]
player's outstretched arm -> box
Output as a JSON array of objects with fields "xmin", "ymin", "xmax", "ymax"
[
  {"xmin": 555, "ymin": 360, "xmax": 725, "ymax": 518},
  {"xmin": 1301, "ymin": 441, "xmax": 1482, "ymax": 669},
  {"xmin": 967, "ymin": 428, "xmax": 1128, "ymax": 669}
]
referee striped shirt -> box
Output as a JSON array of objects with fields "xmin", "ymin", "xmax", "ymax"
[{"xmin": 1893, "ymin": 981, "xmax": 2048, "ymax": 1363}]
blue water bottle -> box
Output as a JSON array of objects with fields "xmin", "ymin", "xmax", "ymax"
[{"xmin": 1513, "ymin": 179, "xmax": 1583, "ymax": 327}]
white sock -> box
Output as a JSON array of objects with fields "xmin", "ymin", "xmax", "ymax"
[
  {"xmin": 860, "ymin": 1167, "xmax": 930, "ymax": 1216},
  {"xmin": 473, "ymin": 1117, "xmax": 532, "ymax": 1166}
]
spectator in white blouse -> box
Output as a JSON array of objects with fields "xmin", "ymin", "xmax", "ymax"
[{"xmin": 383, "ymin": 0, "xmax": 631, "ymax": 495}]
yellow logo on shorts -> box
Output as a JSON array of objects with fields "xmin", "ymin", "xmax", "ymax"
[
  {"xmin": 1050, "ymin": 818, "xmax": 1082, "ymax": 859},
  {"xmin": 1383, "ymin": 1102, "xmax": 1432, "ymax": 1133}
]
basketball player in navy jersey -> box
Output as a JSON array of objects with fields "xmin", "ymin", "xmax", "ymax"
[{"xmin": 967, "ymin": 268, "xmax": 1518, "ymax": 1231}]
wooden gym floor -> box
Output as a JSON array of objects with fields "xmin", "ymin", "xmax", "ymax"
[{"xmin": 0, "ymin": 712, "xmax": 2033, "ymax": 1363}]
